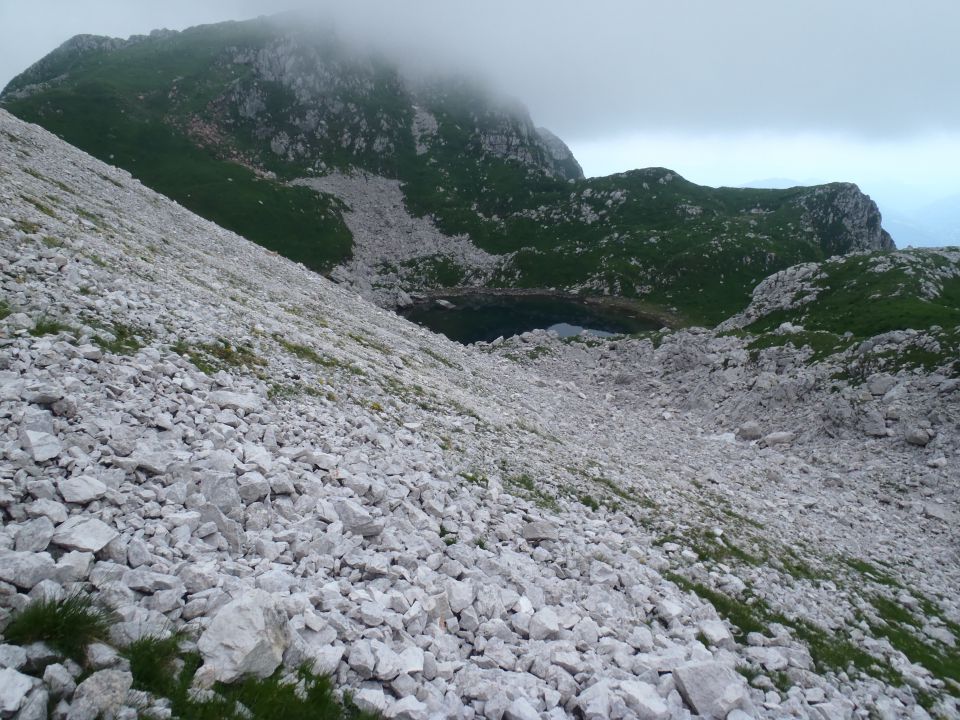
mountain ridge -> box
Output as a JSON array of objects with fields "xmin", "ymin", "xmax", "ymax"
[{"xmin": 1, "ymin": 16, "xmax": 893, "ymax": 326}]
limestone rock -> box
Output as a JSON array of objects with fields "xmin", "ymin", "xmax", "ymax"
[
  {"xmin": 522, "ymin": 520, "xmax": 558, "ymax": 542},
  {"xmin": 333, "ymin": 498, "xmax": 382, "ymax": 536},
  {"xmin": 736, "ymin": 421, "xmax": 762, "ymax": 441},
  {"xmin": 0, "ymin": 550, "xmax": 57, "ymax": 589},
  {"xmin": 52, "ymin": 517, "xmax": 118, "ymax": 552},
  {"xmin": 0, "ymin": 667, "xmax": 34, "ymax": 715},
  {"xmin": 57, "ymin": 476, "xmax": 107, "ymax": 504},
  {"xmin": 197, "ymin": 590, "xmax": 289, "ymax": 683},
  {"xmin": 208, "ymin": 391, "xmax": 261, "ymax": 413},
  {"xmin": 67, "ymin": 669, "xmax": 132, "ymax": 720},
  {"xmin": 21, "ymin": 430, "xmax": 61, "ymax": 462},
  {"xmin": 619, "ymin": 680, "xmax": 669, "ymax": 720},
  {"xmin": 674, "ymin": 661, "xmax": 750, "ymax": 718}
]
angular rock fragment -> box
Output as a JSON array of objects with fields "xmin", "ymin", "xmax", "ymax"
[
  {"xmin": 57, "ymin": 476, "xmax": 107, "ymax": 504},
  {"xmin": 0, "ymin": 550, "xmax": 57, "ymax": 589},
  {"xmin": 52, "ymin": 517, "xmax": 118, "ymax": 552},
  {"xmin": 197, "ymin": 590, "xmax": 289, "ymax": 683},
  {"xmin": 522, "ymin": 520, "xmax": 558, "ymax": 542},
  {"xmin": 21, "ymin": 430, "xmax": 61, "ymax": 462},
  {"xmin": 674, "ymin": 661, "xmax": 750, "ymax": 718}
]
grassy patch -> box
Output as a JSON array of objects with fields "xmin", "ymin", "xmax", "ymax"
[
  {"xmin": 459, "ymin": 471, "xmax": 489, "ymax": 488},
  {"xmin": 348, "ymin": 332, "xmax": 392, "ymax": 356},
  {"xmin": 842, "ymin": 557, "xmax": 902, "ymax": 588},
  {"xmin": 129, "ymin": 645, "xmax": 379, "ymax": 720},
  {"xmin": 173, "ymin": 338, "xmax": 265, "ymax": 374},
  {"xmin": 14, "ymin": 219, "xmax": 42, "ymax": 234},
  {"xmin": 422, "ymin": 346, "xmax": 462, "ymax": 370},
  {"xmin": 747, "ymin": 330, "xmax": 853, "ymax": 363},
  {"xmin": 579, "ymin": 493, "xmax": 600, "ymax": 511},
  {"xmin": 506, "ymin": 473, "xmax": 559, "ymax": 511},
  {"xmin": 94, "ymin": 322, "xmax": 150, "ymax": 355},
  {"xmin": 276, "ymin": 336, "xmax": 326, "ymax": 364},
  {"xmin": 867, "ymin": 596, "xmax": 960, "ymax": 691},
  {"xmin": 276, "ymin": 336, "xmax": 362, "ymax": 374},
  {"xmin": 4, "ymin": 593, "xmax": 115, "ymax": 662},
  {"xmin": 21, "ymin": 194, "xmax": 57, "ymax": 218},
  {"xmin": 526, "ymin": 345, "xmax": 554, "ymax": 360},
  {"xmin": 667, "ymin": 572, "xmax": 905, "ymax": 687},
  {"xmin": 124, "ymin": 632, "xmax": 187, "ymax": 693},
  {"xmin": 29, "ymin": 315, "xmax": 70, "ymax": 337},
  {"xmin": 0, "ymin": 299, "xmax": 10, "ymax": 320}
]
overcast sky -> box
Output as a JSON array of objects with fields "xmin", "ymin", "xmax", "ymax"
[{"xmin": 1, "ymin": 1, "xmax": 959, "ymax": 241}]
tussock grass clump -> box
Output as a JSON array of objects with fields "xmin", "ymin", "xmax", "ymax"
[
  {"xmin": 94, "ymin": 322, "xmax": 149, "ymax": 355},
  {"xmin": 172, "ymin": 338, "xmax": 265, "ymax": 374},
  {"xmin": 4, "ymin": 593, "xmax": 115, "ymax": 661},
  {"xmin": 132, "ymin": 650, "xmax": 380, "ymax": 720},
  {"xmin": 29, "ymin": 315, "xmax": 69, "ymax": 337},
  {"xmin": 124, "ymin": 632, "xmax": 188, "ymax": 694}
]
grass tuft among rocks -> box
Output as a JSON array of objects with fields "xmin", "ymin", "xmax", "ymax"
[
  {"xmin": 29, "ymin": 314, "xmax": 70, "ymax": 337},
  {"xmin": 129, "ymin": 647, "xmax": 381, "ymax": 720},
  {"xmin": 4, "ymin": 593, "xmax": 115, "ymax": 662}
]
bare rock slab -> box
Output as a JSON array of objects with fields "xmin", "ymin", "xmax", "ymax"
[
  {"xmin": 52, "ymin": 517, "xmax": 118, "ymax": 552},
  {"xmin": 674, "ymin": 661, "xmax": 751, "ymax": 718},
  {"xmin": 66, "ymin": 669, "xmax": 132, "ymax": 720},
  {"xmin": 0, "ymin": 550, "xmax": 57, "ymax": 589},
  {"xmin": 197, "ymin": 589, "xmax": 289, "ymax": 683},
  {"xmin": 0, "ymin": 667, "xmax": 35, "ymax": 715}
]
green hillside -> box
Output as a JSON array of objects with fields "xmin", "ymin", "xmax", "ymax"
[
  {"xmin": 730, "ymin": 248, "xmax": 960, "ymax": 377},
  {"xmin": 1, "ymin": 16, "xmax": 894, "ymax": 325}
]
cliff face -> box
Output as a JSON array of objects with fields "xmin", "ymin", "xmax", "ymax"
[
  {"xmin": 1, "ymin": 16, "xmax": 893, "ymax": 326},
  {"xmin": 796, "ymin": 183, "xmax": 895, "ymax": 256}
]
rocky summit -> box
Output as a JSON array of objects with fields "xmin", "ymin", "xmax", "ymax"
[{"xmin": 0, "ymin": 107, "xmax": 957, "ymax": 720}]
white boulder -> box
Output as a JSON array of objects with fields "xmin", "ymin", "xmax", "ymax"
[{"xmin": 197, "ymin": 590, "xmax": 289, "ymax": 683}]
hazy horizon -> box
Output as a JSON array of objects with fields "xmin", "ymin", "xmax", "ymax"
[{"xmin": 1, "ymin": 1, "xmax": 958, "ymax": 246}]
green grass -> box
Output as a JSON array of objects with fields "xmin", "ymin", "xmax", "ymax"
[
  {"xmin": 505, "ymin": 473, "xmax": 559, "ymax": 511},
  {"xmin": 579, "ymin": 493, "xmax": 600, "ymax": 511},
  {"xmin": 124, "ymin": 632, "xmax": 187, "ymax": 692},
  {"xmin": 172, "ymin": 338, "xmax": 265, "ymax": 374},
  {"xmin": 842, "ymin": 557, "xmax": 902, "ymax": 588},
  {"xmin": 94, "ymin": 322, "xmax": 149, "ymax": 355},
  {"xmin": 4, "ymin": 593, "xmax": 116, "ymax": 662},
  {"xmin": 421, "ymin": 346, "xmax": 462, "ymax": 370},
  {"xmin": 0, "ymin": 299, "xmax": 10, "ymax": 320},
  {"xmin": 747, "ymin": 330, "xmax": 853, "ymax": 363},
  {"xmin": 458, "ymin": 471, "xmax": 488, "ymax": 488},
  {"xmin": 347, "ymin": 332, "xmax": 391, "ymax": 356},
  {"xmin": 867, "ymin": 596, "xmax": 960, "ymax": 691},
  {"xmin": 6, "ymin": 76, "xmax": 352, "ymax": 272},
  {"xmin": 275, "ymin": 336, "xmax": 361, "ymax": 373},
  {"xmin": 5, "ymin": 589, "xmax": 381, "ymax": 718},
  {"xmin": 276, "ymin": 337, "xmax": 326, "ymax": 364},
  {"xmin": 747, "ymin": 252, "xmax": 960, "ymax": 340},
  {"xmin": 127, "ymin": 639, "xmax": 379, "ymax": 720},
  {"xmin": 21, "ymin": 194, "xmax": 57, "ymax": 218},
  {"xmin": 29, "ymin": 315, "xmax": 69, "ymax": 336},
  {"xmin": 667, "ymin": 572, "xmax": 904, "ymax": 687}
]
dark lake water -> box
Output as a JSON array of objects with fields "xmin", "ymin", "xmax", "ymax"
[{"xmin": 400, "ymin": 294, "xmax": 663, "ymax": 344}]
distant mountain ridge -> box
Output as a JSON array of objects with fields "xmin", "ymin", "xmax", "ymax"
[{"xmin": 1, "ymin": 15, "xmax": 894, "ymax": 325}]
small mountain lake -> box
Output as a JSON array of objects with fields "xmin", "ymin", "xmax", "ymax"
[{"xmin": 399, "ymin": 293, "xmax": 664, "ymax": 344}]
